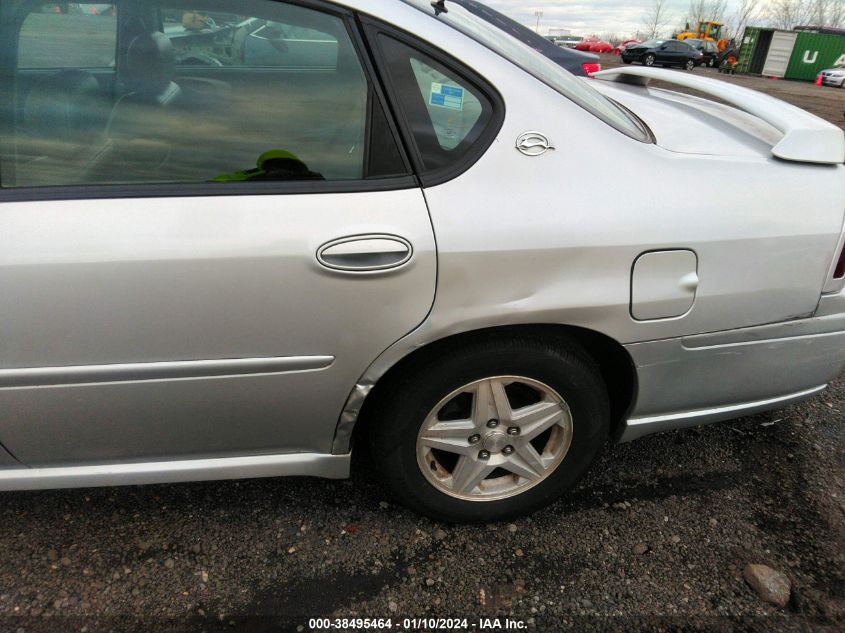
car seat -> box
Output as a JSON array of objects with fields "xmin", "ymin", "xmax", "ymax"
[
  {"xmin": 16, "ymin": 70, "xmax": 108, "ymax": 186},
  {"xmin": 83, "ymin": 31, "xmax": 185, "ymax": 183}
]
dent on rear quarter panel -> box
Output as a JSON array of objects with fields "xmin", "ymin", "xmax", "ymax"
[{"xmin": 332, "ymin": 6, "xmax": 845, "ymax": 452}]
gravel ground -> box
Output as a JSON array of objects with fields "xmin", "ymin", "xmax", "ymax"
[
  {"xmin": 1, "ymin": 63, "xmax": 844, "ymax": 633},
  {"xmin": 0, "ymin": 375, "xmax": 843, "ymax": 632}
]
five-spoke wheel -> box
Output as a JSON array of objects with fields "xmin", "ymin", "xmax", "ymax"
[
  {"xmin": 369, "ymin": 334, "xmax": 609, "ymax": 522},
  {"xmin": 416, "ymin": 376, "xmax": 573, "ymax": 501}
]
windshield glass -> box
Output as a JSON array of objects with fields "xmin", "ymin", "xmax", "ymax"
[
  {"xmin": 400, "ymin": 0, "xmax": 649, "ymax": 142},
  {"xmin": 641, "ymin": 39, "xmax": 664, "ymax": 47}
]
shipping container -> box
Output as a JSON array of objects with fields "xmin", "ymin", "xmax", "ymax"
[
  {"xmin": 735, "ymin": 26, "xmax": 761, "ymax": 74},
  {"xmin": 785, "ymin": 31, "xmax": 845, "ymax": 80},
  {"xmin": 736, "ymin": 26, "xmax": 798, "ymax": 76},
  {"xmin": 737, "ymin": 25, "xmax": 845, "ymax": 80}
]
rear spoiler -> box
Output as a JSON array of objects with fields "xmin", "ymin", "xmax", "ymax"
[{"xmin": 593, "ymin": 67, "xmax": 845, "ymax": 165}]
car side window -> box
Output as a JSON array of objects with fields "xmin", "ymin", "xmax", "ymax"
[
  {"xmin": 374, "ymin": 34, "xmax": 499, "ymax": 181},
  {"xmin": 1, "ymin": 0, "xmax": 407, "ymax": 189},
  {"xmin": 17, "ymin": 3, "xmax": 118, "ymax": 69}
]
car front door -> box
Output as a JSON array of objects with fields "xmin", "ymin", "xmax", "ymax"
[{"xmin": 0, "ymin": 0, "xmax": 436, "ymax": 467}]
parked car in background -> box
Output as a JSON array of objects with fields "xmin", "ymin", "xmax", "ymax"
[
  {"xmin": 621, "ymin": 39, "xmax": 702, "ymax": 70},
  {"xmin": 819, "ymin": 67, "xmax": 845, "ymax": 87},
  {"xmin": 575, "ymin": 36, "xmax": 599, "ymax": 51},
  {"xmin": 614, "ymin": 39, "xmax": 640, "ymax": 55},
  {"xmin": 1, "ymin": 0, "xmax": 844, "ymax": 523},
  {"xmin": 449, "ymin": 0, "xmax": 599, "ymax": 76},
  {"xmin": 589, "ymin": 40, "xmax": 613, "ymax": 54},
  {"xmin": 684, "ymin": 38, "xmax": 719, "ymax": 67},
  {"xmin": 552, "ymin": 34, "xmax": 582, "ymax": 49}
]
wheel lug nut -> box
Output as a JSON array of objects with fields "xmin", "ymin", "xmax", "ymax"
[
  {"xmin": 502, "ymin": 445, "xmax": 515, "ymax": 456},
  {"xmin": 507, "ymin": 427, "xmax": 520, "ymax": 436},
  {"xmin": 486, "ymin": 419, "xmax": 499, "ymax": 428},
  {"xmin": 468, "ymin": 434, "xmax": 481, "ymax": 445},
  {"xmin": 478, "ymin": 450, "xmax": 491, "ymax": 460}
]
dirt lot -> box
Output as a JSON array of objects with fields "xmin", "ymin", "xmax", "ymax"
[{"xmin": 0, "ymin": 67, "xmax": 844, "ymax": 633}]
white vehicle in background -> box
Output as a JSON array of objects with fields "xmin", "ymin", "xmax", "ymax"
[
  {"xmin": 552, "ymin": 35, "xmax": 582, "ymax": 48},
  {"xmin": 819, "ymin": 66, "xmax": 845, "ymax": 87}
]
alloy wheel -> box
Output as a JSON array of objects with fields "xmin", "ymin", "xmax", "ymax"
[{"xmin": 416, "ymin": 376, "xmax": 574, "ymax": 501}]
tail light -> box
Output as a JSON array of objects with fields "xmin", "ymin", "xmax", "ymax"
[{"xmin": 582, "ymin": 63, "xmax": 601, "ymax": 77}]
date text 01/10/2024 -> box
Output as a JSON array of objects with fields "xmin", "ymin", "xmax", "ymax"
[{"xmin": 308, "ymin": 617, "xmax": 527, "ymax": 630}]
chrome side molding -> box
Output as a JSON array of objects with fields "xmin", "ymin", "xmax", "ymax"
[
  {"xmin": 0, "ymin": 452, "xmax": 350, "ymax": 490},
  {"xmin": 620, "ymin": 384, "xmax": 827, "ymax": 442},
  {"xmin": 0, "ymin": 356, "xmax": 335, "ymax": 388}
]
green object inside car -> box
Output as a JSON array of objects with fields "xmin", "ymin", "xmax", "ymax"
[{"xmin": 212, "ymin": 150, "xmax": 324, "ymax": 182}]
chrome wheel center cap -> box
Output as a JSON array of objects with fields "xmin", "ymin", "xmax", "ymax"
[{"xmin": 483, "ymin": 431, "xmax": 509, "ymax": 454}]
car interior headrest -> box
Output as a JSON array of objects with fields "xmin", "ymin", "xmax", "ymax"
[{"xmin": 125, "ymin": 31, "xmax": 176, "ymax": 95}]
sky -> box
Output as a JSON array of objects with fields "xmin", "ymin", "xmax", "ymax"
[{"xmin": 482, "ymin": 0, "xmax": 764, "ymax": 38}]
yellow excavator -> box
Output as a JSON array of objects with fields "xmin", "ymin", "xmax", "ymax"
[{"xmin": 676, "ymin": 21, "xmax": 730, "ymax": 52}]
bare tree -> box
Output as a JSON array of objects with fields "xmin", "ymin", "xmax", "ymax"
[
  {"xmin": 684, "ymin": 0, "xmax": 728, "ymax": 28},
  {"xmin": 642, "ymin": 0, "xmax": 673, "ymax": 38},
  {"xmin": 727, "ymin": 0, "xmax": 761, "ymax": 38},
  {"xmin": 766, "ymin": 0, "xmax": 816, "ymax": 29},
  {"xmin": 811, "ymin": 0, "xmax": 845, "ymax": 26},
  {"xmin": 597, "ymin": 31, "xmax": 624, "ymax": 45}
]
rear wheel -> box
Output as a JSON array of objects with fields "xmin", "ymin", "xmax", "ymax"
[
  {"xmin": 369, "ymin": 336, "xmax": 610, "ymax": 522},
  {"xmin": 707, "ymin": 57, "xmax": 715, "ymax": 67},
  {"xmin": 643, "ymin": 54, "xmax": 655, "ymax": 67},
  {"xmin": 685, "ymin": 59, "xmax": 695, "ymax": 71}
]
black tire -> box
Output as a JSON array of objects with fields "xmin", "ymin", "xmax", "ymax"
[
  {"xmin": 708, "ymin": 57, "xmax": 715, "ymax": 68},
  {"xmin": 685, "ymin": 59, "xmax": 695, "ymax": 71},
  {"xmin": 368, "ymin": 335, "xmax": 610, "ymax": 523},
  {"xmin": 643, "ymin": 54, "xmax": 655, "ymax": 67}
]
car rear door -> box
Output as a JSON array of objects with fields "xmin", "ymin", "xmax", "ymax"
[
  {"xmin": 0, "ymin": 0, "xmax": 436, "ymax": 467},
  {"xmin": 667, "ymin": 41, "xmax": 687, "ymax": 65}
]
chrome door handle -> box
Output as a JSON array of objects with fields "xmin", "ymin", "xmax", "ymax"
[{"xmin": 316, "ymin": 235, "xmax": 413, "ymax": 272}]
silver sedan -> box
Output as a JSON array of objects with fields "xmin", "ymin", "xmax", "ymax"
[
  {"xmin": 819, "ymin": 67, "xmax": 845, "ymax": 87},
  {"xmin": 0, "ymin": 0, "xmax": 843, "ymax": 522}
]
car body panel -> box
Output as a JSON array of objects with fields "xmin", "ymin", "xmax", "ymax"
[
  {"xmin": 330, "ymin": 0, "xmax": 845, "ymax": 453},
  {"xmin": 624, "ymin": 310, "xmax": 845, "ymax": 437},
  {"xmin": 1, "ymin": 0, "xmax": 845, "ymax": 489},
  {"xmin": 0, "ymin": 190, "xmax": 437, "ymax": 465},
  {"xmin": 0, "ymin": 443, "xmax": 18, "ymax": 468}
]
